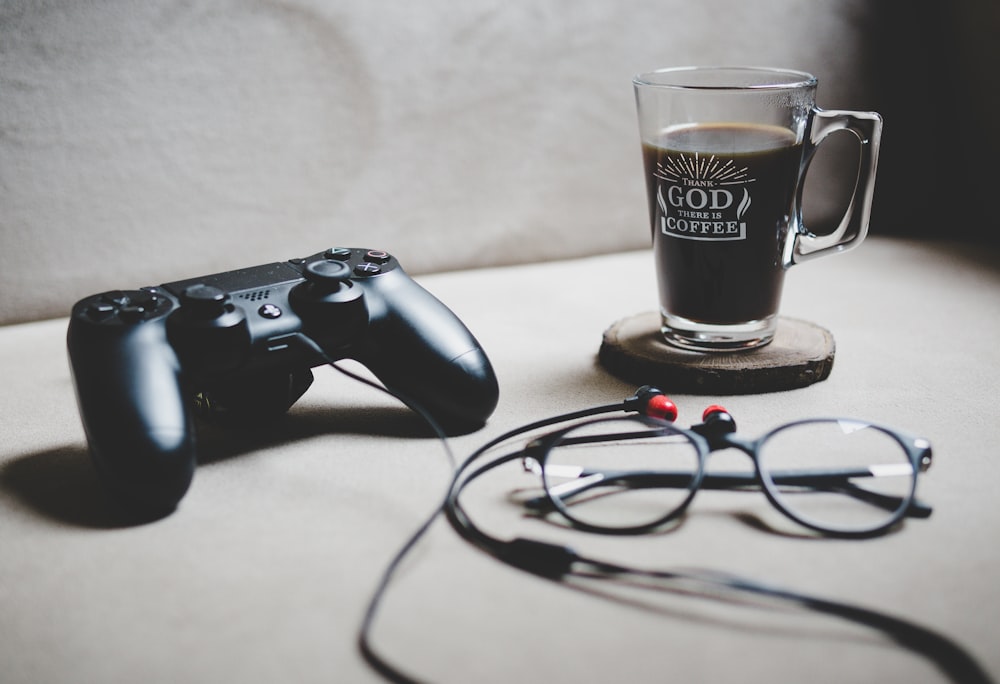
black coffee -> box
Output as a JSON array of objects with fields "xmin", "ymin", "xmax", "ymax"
[{"xmin": 642, "ymin": 123, "xmax": 802, "ymax": 324}]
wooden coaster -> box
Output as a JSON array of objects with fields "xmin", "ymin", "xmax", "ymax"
[{"xmin": 598, "ymin": 312, "xmax": 835, "ymax": 395}]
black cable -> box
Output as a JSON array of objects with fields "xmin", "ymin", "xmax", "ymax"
[
  {"xmin": 351, "ymin": 389, "xmax": 626, "ymax": 683},
  {"xmin": 296, "ymin": 325, "xmax": 628, "ymax": 683},
  {"xmin": 310, "ymin": 356, "xmax": 993, "ymax": 684},
  {"xmin": 287, "ymin": 334, "xmax": 449, "ymax": 683},
  {"xmin": 440, "ymin": 409, "xmax": 995, "ymax": 684},
  {"xmin": 570, "ymin": 557, "xmax": 994, "ymax": 684}
]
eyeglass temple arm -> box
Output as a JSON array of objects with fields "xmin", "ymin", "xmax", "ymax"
[
  {"xmin": 835, "ymin": 479, "xmax": 932, "ymax": 519},
  {"xmin": 739, "ymin": 468, "xmax": 932, "ymax": 519},
  {"xmin": 524, "ymin": 468, "xmax": 932, "ymax": 519}
]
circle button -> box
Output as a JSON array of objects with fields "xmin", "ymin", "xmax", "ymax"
[{"xmin": 364, "ymin": 250, "xmax": 391, "ymax": 264}]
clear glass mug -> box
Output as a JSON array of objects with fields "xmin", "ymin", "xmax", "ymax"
[{"xmin": 633, "ymin": 66, "xmax": 882, "ymax": 352}]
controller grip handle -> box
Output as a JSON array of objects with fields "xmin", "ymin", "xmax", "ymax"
[
  {"xmin": 366, "ymin": 345, "xmax": 499, "ymax": 431},
  {"xmin": 360, "ymin": 273, "xmax": 499, "ymax": 430},
  {"xmin": 68, "ymin": 317, "xmax": 195, "ymax": 518}
]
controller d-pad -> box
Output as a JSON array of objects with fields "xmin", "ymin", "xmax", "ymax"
[{"xmin": 87, "ymin": 290, "xmax": 170, "ymax": 322}]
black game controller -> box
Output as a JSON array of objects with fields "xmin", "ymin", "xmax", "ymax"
[{"xmin": 67, "ymin": 247, "xmax": 499, "ymax": 518}]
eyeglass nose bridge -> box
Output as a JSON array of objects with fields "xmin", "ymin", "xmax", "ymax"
[
  {"xmin": 691, "ymin": 410, "xmax": 738, "ymax": 449},
  {"xmin": 687, "ymin": 433, "xmax": 770, "ymax": 494}
]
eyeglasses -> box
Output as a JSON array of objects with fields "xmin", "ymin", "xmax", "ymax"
[{"xmin": 520, "ymin": 409, "xmax": 933, "ymax": 538}]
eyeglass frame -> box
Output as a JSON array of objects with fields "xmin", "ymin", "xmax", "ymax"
[{"xmin": 521, "ymin": 411, "xmax": 933, "ymax": 539}]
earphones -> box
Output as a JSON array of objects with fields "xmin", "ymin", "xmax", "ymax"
[
  {"xmin": 442, "ymin": 384, "xmax": 731, "ymax": 580},
  {"xmin": 622, "ymin": 384, "xmax": 679, "ymax": 420},
  {"xmin": 624, "ymin": 384, "xmax": 737, "ymax": 433},
  {"xmin": 351, "ymin": 379, "xmax": 992, "ymax": 684}
]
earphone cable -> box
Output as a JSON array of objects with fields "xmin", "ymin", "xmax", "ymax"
[
  {"xmin": 292, "ymin": 329, "xmax": 626, "ymax": 683},
  {"xmin": 435, "ymin": 397, "xmax": 994, "ymax": 684},
  {"xmin": 295, "ymin": 353, "xmax": 991, "ymax": 684}
]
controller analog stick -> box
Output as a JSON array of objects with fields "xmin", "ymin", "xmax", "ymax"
[
  {"xmin": 303, "ymin": 260, "xmax": 352, "ymax": 292},
  {"xmin": 292, "ymin": 259, "xmax": 362, "ymax": 307},
  {"xmin": 180, "ymin": 284, "xmax": 233, "ymax": 319},
  {"xmin": 170, "ymin": 284, "xmax": 248, "ymax": 373},
  {"xmin": 289, "ymin": 259, "xmax": 366, "ymax": 344}
]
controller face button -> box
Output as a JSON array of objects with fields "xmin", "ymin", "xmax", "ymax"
[
  {"xmin": 323, "ymin": 248, "xmax": 353, "ymax": 261},
  {"xmin": 364, "ymin": 250, "xmax": 391, "ymax": 264},
  {"xmin": 258, "ymin": 303, "xmax": 282, "ymax": 319},
  {"xmin": 354, "ymin": 262, "xmax": 381, "ymax": 276}
]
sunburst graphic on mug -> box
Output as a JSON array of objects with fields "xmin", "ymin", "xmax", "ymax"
[{"xmin": 654, "ymin": 153, "xmax": 754, "ymax": 185}]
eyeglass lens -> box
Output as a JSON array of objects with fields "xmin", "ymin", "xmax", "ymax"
[
  {"xmin": 541, "ymin": 418, "xmax": 702, "ymax": 531},
  {"xmin": 756, "ymin": 419, "xmax": 915, "ymax": 534}
]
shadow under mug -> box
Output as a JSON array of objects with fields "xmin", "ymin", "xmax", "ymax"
[{"xmin": 634, "ymin": 66, "xmax": 882, "ymax": 352}]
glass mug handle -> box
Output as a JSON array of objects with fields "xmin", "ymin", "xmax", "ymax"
[{"xmin": 787, "ymin": 109, "xmax": 883, "ymax": 265}]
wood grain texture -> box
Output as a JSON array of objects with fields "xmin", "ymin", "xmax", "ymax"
[{"xmin": 598, "ymin": 312, "xmax": 835, "ymax": 395}]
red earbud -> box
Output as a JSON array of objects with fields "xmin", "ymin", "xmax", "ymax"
[
  {"xmin": 700, "ymin": 404, "xmax": 736, "ymax": 434},
  {"xmin": 646, "ymin": 394, "xmax": 678, "ymax": 422},
  {"xmin": 702, "ymin": 405, "xmax": 729, "ymax": 421},
  {"xmin": 625, "ymin": 386, "xmax": 678, "ymax": 421}
]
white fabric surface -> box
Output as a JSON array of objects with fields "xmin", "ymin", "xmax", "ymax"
[
  {"xmin": 1, "ymin": 237, "xmax": 999, "ymax": 683},
  {"xmin": 3, "ymin": 2, "xmax": 999, "ymax": 680},
  {"xmin": 0, "ymin": 0, "xmax": 874, "ymax": 325}
]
